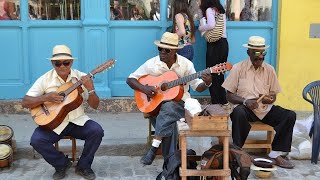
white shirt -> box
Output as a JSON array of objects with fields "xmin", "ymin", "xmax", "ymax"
[
  {"xmin": 128, "ymin": 54, "xmax": 203, "ymax": 101},
  {"xmin": 26, "ymin": 69, "xmax": 91, "ymax": 135}
]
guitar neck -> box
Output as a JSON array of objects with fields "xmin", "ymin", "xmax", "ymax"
[
  {"xmin": 63, "ymin": 73, "xmax": 94, "ymax": 96},
  {"xmin": 167, "ymin": 68, "xmax": 211, "ymax": 89}
]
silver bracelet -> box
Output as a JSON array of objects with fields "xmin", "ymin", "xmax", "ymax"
[
  {"xmin": 205, "ymin": 82, "xmax": 212, "ymax": 87},
  {"xmin": 243, "ymin": 99, "xmax": 248, "ymax": 106},
  {"xmin": 88, "ymin": 89, "xmax": 95, "ymax": 94}
]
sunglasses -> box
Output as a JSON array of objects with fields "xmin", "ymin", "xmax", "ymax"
[
  {"xmin": 158, "ymin": 47, "xmax": 171, "ymax": 53},
  {"xmin": 254, "ymin": 51, "xmax": 267, "ymax": 57},
  {"xmin": 53, "ymin": 60, "xmax": 72, "ymax": 67}
]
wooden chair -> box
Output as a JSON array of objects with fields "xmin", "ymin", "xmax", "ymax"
[
  {"xmin": 243, "ymin": 121, "xmax": 274, "ymax": 153},
  {"xmin": 32, "ymin": 136, "xmax": 78, "ymax": 162},
  {"xmin": 54, "ymin": 136, "xmax": 78, "ymax": 162}
]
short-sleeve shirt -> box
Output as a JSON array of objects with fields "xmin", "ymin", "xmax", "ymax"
[
  {"xmin": 26, "ymin": 69, "xmax": 91, "ymax": 135},
  {"xmin": 128, "ymin": 54, "xmax": 203, "ymax": 101},
  {"xmin": 222, "ymin": 58, "xmax": 281, "ymax": 119}
]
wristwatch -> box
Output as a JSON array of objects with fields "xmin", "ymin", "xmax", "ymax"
[{"xmin": 243, "ymin": 99, "xmax": 248, "ymax": 106}]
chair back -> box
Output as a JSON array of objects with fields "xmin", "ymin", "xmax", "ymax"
[{"xmin": 302, "ymin": 80, "xmax": 320, "ymax": 164}]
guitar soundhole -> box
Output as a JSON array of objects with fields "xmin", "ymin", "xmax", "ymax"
[{"xmin": 160, "ymin": 83, "xmax": 168, "ymax": 91}]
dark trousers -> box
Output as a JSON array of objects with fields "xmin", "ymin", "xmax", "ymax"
[
  {"xmin": 30, "ymin": 120, "xmax": 104, "ymax": 169},
  {"xmin": 231, "ymin": 105, "xmax": 296, "ymax": 152},
  {"xmin": 150, "ymin": 101, "xmax": 185, "ymax": 160},
  {"xmin": 206, "ymin": 38, "xmax": 229, "ymax": 104}
]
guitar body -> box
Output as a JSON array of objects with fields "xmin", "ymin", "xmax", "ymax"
[
  {"xmin": 135, "ymin": 71, "xmax": 184, "ymax": 114},
  {"xmin": 31, "ymin": 82, "xmax": 83, "ymax": 130}
]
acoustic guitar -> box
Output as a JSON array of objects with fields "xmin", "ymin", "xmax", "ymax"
[
  {"xmin": 135, "ymin": 62, "xmax": 232, "ymax": 114},
  {"xmin": 31, "ymin": 59, "xmax": 115, "ymax": 130}
]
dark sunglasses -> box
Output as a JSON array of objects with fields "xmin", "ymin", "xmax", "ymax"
[
  {"xmin": 53, "ymin": 60, "xmax": 71, "ymax": 67},
  {"xmin": 254, "ymin": 51, "xmax": 267, "ymax": 57},
  {"xmin": 158, "ymin": 47, "xmax": 171, "ymax": 53}
]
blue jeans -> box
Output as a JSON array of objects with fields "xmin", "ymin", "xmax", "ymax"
[
  {"xmin": 177, "ymin": 45, "xmax": 194, "ymax": 61},
  {"xmin": 30, "ymin": 120, "xmax": 104, "ymax": 169}
]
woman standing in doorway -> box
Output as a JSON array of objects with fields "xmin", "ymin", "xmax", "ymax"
[
  {"xmin": 198, "ymin": 0, "xmax": 229, "ymax": 107},
  {"xmin": 173, "ymin": 0, "xmax": 195, "ymax": 61}
]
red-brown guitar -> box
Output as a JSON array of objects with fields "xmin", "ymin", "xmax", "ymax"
[
  {"xmin": 134, "ymin": 62, "xmax": 233, "ymax": 114},
  {"xmin": 31, "ymin": 59, "xmax": 116, "ymax": 130}
]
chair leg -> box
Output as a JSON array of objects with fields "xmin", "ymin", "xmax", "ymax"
[
  {"xmin": 266, "ymin": 130, "xmax": 273, "ymax": 153},
  {"xmin": 71, "ymin": 137, "xmax": 77, "ymax": 162},
  {"xmin": 147, "ymin": 118, "xmax": 152, "ymax": 147}
]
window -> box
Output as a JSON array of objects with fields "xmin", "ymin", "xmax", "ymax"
[
  {"xmin": 110, "ymin": 0, "xmax": 160, "ymax": 21},
  {"xmin": 226, "ymin": 0, "xmax": 272, "ymax": 21},
  {"xmin": 28, "ymin": 0, "xmax": 80, "ymax": 20},
  {"xmin": 168, "ymin": 0, "xmax": 201, "ymax": 21},
  {"xmin": 0, "ymin": 0, "xmax": 20, "ymax": 20}
]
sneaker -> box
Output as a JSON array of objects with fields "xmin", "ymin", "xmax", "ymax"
[
  {"xmin": 53, "ymin": 160, "xmax": 72, "ymax": 180},
  {"xmin": 75, "ymin": 167, "xmax": 96, "ymax": 180},
  {"xmin": 140, "ymin": 146, "xmax": 158, "ymax": 165}
]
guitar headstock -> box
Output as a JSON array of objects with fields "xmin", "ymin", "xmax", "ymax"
[
  {"xmin": 209, "ymin": 62, "xmax": 232, "ymax": 74},
  {"xmin": 90, "ymin": 59, "xmax": 116, "ymax": 75}
]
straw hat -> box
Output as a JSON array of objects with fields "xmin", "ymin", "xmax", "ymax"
[
  {"xmin": 47, "ymin": 45, "xmax": 77, "ymax": 61},
  {"xmin": 243, "ymin": 36, "xmax": 270, "ymax": 50},
  {"xmin": 251, "ymin": 158, "xmax": 277, "ymax": 178},
  {"xmin": 154, "ymin": 32, "xmax": 184, "ymax": 49}
]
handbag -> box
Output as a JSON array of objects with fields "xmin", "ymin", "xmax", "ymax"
[{"xmin": 203, "ymin": 9, "xmax": 224, "ymax": 43}]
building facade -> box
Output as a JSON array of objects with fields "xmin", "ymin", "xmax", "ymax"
[{"xmin": 0, "ymin": 0, "xmax": 287, "ymax": 108}]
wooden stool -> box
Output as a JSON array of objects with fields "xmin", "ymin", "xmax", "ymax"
[
  {"xmin": 55, "ymin": 136, "xmax": 78, "ymax": 162},
  {"xmin": 243, "ymin": 121, "xmax": 274, "ymax": 153}
]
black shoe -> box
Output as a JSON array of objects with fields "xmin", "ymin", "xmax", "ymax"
[
  {"xmin": 140, "ymin": 146, "xmax": 158, "ymax": 165},
  {"xmin": 75, "ymin": 167, "xmax": 96, "ymax": 180},
  {"xmin": 53, "ymin": 160, "xmax": 72, "ymax": 180}
]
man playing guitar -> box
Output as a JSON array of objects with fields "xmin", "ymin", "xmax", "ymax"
[
  {"xmin": 22, "ymin": 45, "xmax": 103, "ymax": 180},
  {"xmin": 127, "ymin": 32, "xmax": 212, "ymax": 167}
]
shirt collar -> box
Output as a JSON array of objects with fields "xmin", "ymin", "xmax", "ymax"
[
  {"xmin": 52, "ymin": 68, "xmax": 77, "ymax": 82},
  {"xmin": 154, "ymin": 54, "xmax": 181, "ymax": 68},
  {"xmin": 245, "ymin": 58, "xmax": 266, "ymax": 71}
]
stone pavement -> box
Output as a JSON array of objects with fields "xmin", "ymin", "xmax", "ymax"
[{"xmin": 1, "ymin": 112, "xmax": 320, "ymax": 180}]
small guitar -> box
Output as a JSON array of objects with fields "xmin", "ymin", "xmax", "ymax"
[
  {"xmin": 31, "ymin": 59, "xmax": 116, "ymax": 130},
  {"xmin": 135, "ymin": 62, "xmax": 232, "ymax": 114}
]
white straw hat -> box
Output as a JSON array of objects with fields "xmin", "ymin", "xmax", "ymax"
[
  {"xmin": 243, "ymin": 36, "xmax": 270, "ymax": 50},
  {"xmin": 47, "ymin": 45, "xmax": 77, "ymax": 61},
  {"xmin": 154, "ymin": 32, "xmax": 184, "ymax": 49}
]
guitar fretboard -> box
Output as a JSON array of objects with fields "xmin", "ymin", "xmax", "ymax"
[
  {"xmin": 61, "ymin": 73, "xmax": 94, "ymax": 96},
  {"xmin": 167, "ymin": 68, "xmax": 211, "ymax": 89}
]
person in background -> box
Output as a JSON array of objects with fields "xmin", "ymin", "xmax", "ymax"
[
  {"xmin": 130, "ymin": 6, "xmax": 143, "ymax": 21},
  {"xmin": 173, "ymin": 0, "xmax": 196, "ymax": 61},
  {"xmin": 0, "ymin": 0, "xmax": 17, "ymax": 20},
  {"xmin": 198, "ymin": 0, "xmax": 229, "ymax": 108},
  {"xmin": 112, "ymin": 0, "xmax": 124, "ymax": 20},
  {"xmin": 22, "ymin": 45, "xmax": 104, "ymax": 180},
  {"xmin": 149, "ymin": 0, "xmax": 160, "ymax": 21},
  {"xmin": 222, "ymin": 36, "xmax": 296, "ymax": 169},
  {"xmin": 127, "ymin": 32, "xmax": 212, "ymax": 167}
]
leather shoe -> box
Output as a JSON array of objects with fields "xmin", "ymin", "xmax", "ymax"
[
  {"xmin": 75, "ymin": 167, "xmax": 96, "ymax": 180},
  {"xmin": 140, "ymin": 146, "xmax": 158, "ymax": 165},
  {"xmin": 53, "ymin": 160, "xmax": 72, "ymax": 180},
  {"xmin": 272, "ymin": 156, "xmax": 294, "ymax": 169}
]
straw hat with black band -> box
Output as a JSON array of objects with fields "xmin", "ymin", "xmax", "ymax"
[
  {"xmin": 154, "ymin": 32, "xmax": 184, "ymax": 50},
  {"xmin": 243, "ymin": 36, "xmax": 270, "ymax": 50},
  {"xmin": 47, "ymin": 45, "xmax": 77, "ymax": 61}
]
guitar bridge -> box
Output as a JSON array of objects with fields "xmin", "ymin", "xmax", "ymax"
[{"xmin": 41, "ymin": 104, "xmax": 50, "ymax": 115}]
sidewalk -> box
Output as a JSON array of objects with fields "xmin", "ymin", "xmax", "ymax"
[{"xmin": 1, "ymin": 112, "xmax": 320, "ymax": 180}]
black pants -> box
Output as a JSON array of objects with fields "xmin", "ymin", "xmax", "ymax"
[
  {"xmin": 206, "ymin": 38, "xmax": 229, "ymax": 104},
  {"xmin": 231, "ymin": 105, "xmax": 296, "ymax": 152}
]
